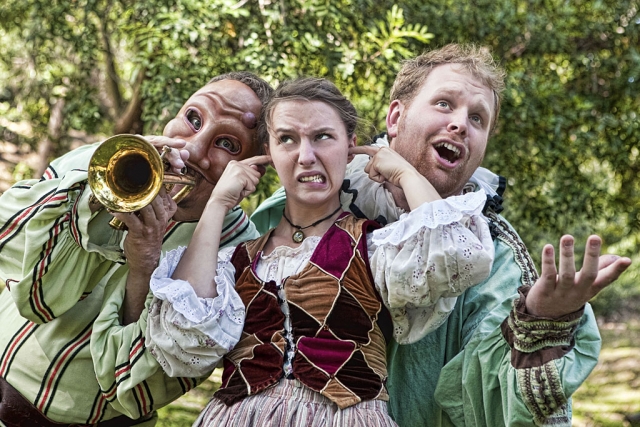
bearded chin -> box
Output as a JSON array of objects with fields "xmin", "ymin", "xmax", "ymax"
[{"xmin": 428, "ymin": 171, "xmax": 468, "ymax": 198}]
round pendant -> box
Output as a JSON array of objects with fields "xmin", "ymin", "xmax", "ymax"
[{"xmin": 292, "ymin": 230, "xmax": 304, "ymax": 243}]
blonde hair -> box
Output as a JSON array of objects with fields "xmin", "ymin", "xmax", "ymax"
[{"xmin": 390, "ymin": 44, "xmax": 506, "ymax": 133}]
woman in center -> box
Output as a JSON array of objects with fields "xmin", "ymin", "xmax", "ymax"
[{"xmin": 146, "ymin": 77, "xmax": 495, "ymax": 426}]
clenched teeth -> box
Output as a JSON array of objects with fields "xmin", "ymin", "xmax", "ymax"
[{"xmin": 300, "ymin": 175, "xmax": 325, "ymax": 183}]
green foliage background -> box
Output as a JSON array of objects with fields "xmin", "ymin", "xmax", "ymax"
[{"xmin": 1, "ymin": 0, "xmax": 639, "ymax": 318}]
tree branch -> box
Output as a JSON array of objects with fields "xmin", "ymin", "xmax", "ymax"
[
  {"xmin": 114, "ymin": 67, "xmax": 146, "ymax": 135},
  {"xmin": 35, "ymin": 96, "xmax": 65, "ymax": 178}
]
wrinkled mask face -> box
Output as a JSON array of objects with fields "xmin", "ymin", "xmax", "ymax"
[
  {"xmin": 387, "ymin": 63, "xmax": 494, "ymax": 198},
  {"xmin": 163, "ymin": 79, "xmax": 262, "ymax": 221},
  {"xmin": 267, "ymin": 99, "xmax": 355, "ymax": 210}
]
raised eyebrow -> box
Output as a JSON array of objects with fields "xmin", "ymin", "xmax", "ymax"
[{"xmin": 432, "ymin": 88, "xmax": 463, "ymax": 100}]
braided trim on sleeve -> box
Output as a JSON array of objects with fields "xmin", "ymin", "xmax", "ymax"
[
  {"xmin": 517, "ymin": 362, "xmax": 571, "ymax": 426},
  {"xmin": 485, "ymin": 211, "xmax": 538, "ymax": 287},
  {"xmin": 508, "ymin": 287, "xmax": 583, "ymax": 353},
  {"xmin": 502, "ymin": 286, "xmax": 584, "ymax": 369}
]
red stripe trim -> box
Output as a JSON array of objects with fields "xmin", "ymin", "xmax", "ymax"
[
  {"xmin": 103, "ymin": 383, "xmax": 117, "ymax": 400},
  {"xmin": 115, "ymin": 364, "xmax": 129, "ymax": 378},
  {"xmin": 0, "ymin": 323, "xmax": 37, "ymax": 376},
  {"xmin": 37, "ymin": 328, "xmax": 92, "ymax": 412},
  {"xmin": 130, "ymin": 339, "xmax": 144, "ymax": 359},
  {"xmin": 89, "ymin": 393, "xmax": 109, "ymax": 424},
  {"xmin": 136, "ymin": 383, "xmax": 148, "ymax": 414},
  {"xmin": 220, "ymin": 214, "xmax": 246, "ymax": 242},
  {"xmin": 180, "ymin": 377, "xmax": 193, "ymax": 390},
  {"xmin": 165, "ymin": 221, "xmax": 178, "ymax": 233},
  {"xmin": 0, "ymin": 194, "xmax": 68, "ymax": 241},
  {"xmin": 114, "ymin": 337, "xmax": 145, "ymax": 379},
  {"xmin": 31, "ymin": 217, "xmax": 68, "ymax": 322},
  {"xmin": 69, "ymin": 198, "xmax": 81, "ymax": 245}
]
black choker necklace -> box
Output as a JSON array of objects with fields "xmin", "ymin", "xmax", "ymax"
[{"xmin": 282, "ymin": 206, "xmax": 342, "ymax": 243}]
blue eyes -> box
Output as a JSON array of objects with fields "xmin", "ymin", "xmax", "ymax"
[{"xmin": 435, "ymin": 101, "xmax": 483, "ymax": 125}]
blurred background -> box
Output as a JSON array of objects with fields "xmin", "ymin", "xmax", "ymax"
[{"xmin": 0, "ymin": 0, "xmax": 638, "ymax": 425}]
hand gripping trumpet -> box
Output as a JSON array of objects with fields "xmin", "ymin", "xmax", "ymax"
[{"xmin": 88, "ymin": 134, "xmax": 196, "ymax": 230}]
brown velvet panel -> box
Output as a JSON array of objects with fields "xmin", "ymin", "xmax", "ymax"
[
  {"xmin": 226, "ymin": 333, "xmax": 262, "ymax": 362},
  {"xmin": 288, "ymin": 302, "xmax": 323, "ymax": 337},
  {"xmin": 243, "ymin": 286, "xmax": 284, "ymax": 341},
  {"xmin": 216, "ymin": 343, "xmax": 284, "ymax": 405},
  {"xmin": 284, "ymin": 272, "xmax": 340, "ymax": 327},
  {"xmin": 293, "ymin": 351, "xmax": 330, "ymax": 391},
  {"xmin": 334, "ymin": 350, "xmax": 383, "ymax": 401},
  {"xmin": 230, "ymin": 244, "xmax": 252, "ymax": 283},
  {"xmin": 339, "ymin": 257, "xmax": 381, "ymax": 315},
  {"xmin": 235, "ymin": 269, "xmax": 266, "ymax": 306},
  {"xmin": 359, "ymin": 325, "xmax": 387, "ymax": 377},
  {"xmin": 322, "ymin": 379, "xmax": 361, "ymax": 409},
  {"xmin": 325, "ymin": 290, "xmax": 374, "ymax": 342}
]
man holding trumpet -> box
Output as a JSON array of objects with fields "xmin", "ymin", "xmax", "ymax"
[{"xmin": 0, "ymin": 72, "xmax": 272, "ymax": 426}]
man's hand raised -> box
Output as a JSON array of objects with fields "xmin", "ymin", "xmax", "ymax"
[{"xmin": 526, "ymin": 235, "xmax": 632, "ymax": 318}]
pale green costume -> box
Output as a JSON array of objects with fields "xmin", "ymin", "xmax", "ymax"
[
  {"xmin": 250, "ymin": 134, "xmax": 599, "ymax": 427},
  {"xmin": 0, "ymin": 142, "xmax": 258, "ymax": 425}
]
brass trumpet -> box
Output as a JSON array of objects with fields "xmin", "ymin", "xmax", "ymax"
[{"xmin": 88, "ymin": 134, "xmax": 195, "ymax": 229}]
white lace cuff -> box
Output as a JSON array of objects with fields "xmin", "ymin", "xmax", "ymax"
[
  {"xmin": 369, "ymin": 190, "xmax": 494, "ymax": 344},
  {"xmin": 371, "ymin": 190, "xmax": 487, "ymax": 246},
  {"xmin": 146, "ymin": 246, "xmax": 245, "ymax": 377}
]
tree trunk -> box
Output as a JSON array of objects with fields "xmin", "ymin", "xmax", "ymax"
[
  {"xmin": 35, "ymin": 97, "xmax": 65, "ymax": 178},
  {"xmin": 114, "ymin": 68, "xmax": 146, "ymax": 135}
]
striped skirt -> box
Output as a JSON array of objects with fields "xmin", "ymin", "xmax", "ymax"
[{"xmin": 193, "ymin": 379, "xmax": 398, "ymax": 427}]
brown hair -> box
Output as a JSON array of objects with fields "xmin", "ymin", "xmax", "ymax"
[
  {"xmin": 259, "ymin": 77, "xmax": 359, "ymax": 146},
  {"xmin": 390, "ymin": 44, "xmax": 506, "ymax": 133}
]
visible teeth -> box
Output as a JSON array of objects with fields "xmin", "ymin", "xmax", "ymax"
[
  {"xmin": 300, "ymin": 175, "xmax": 324, "ymax": 183},
  {"xmin": 435, "ymin": 142, "xmax": 461, "ymax": 157}
]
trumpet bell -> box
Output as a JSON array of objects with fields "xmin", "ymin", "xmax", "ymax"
[{"xmin": 88, "ymin": 134, "xmax": 165, "ymax": 212}]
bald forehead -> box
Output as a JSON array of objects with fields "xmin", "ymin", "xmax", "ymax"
[{"xmin": 191, "ymin": 80, "xmax": 262, "ymax": 123}]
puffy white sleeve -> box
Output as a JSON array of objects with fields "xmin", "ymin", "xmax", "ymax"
[
  {"xmin": 145, "ymin": 246, "xmax": 244, "ymax": 377},
  {"xmin": 368, "ymin": 190, "xmax": 495, "ymax": 344}
]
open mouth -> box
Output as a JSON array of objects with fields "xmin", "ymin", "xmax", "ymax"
[
  {"xmin": 299, "ymin": 175, "xmax": 325, "ymax": 183},
  {"xmin": 434, "ymin": 142, "xmax": 461, "ymax": 164}
]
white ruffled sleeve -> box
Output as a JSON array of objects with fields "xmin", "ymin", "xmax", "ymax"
[
  {"xmin": 145, "ymin": 246, "xmax": 244, "ymax": 377},
  {"xmin": 368, "ymin": 190, "xmax": 494, "ymax": 344}
]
